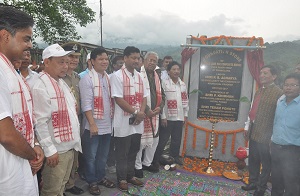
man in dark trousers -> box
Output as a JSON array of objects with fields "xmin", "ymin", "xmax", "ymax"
[
  {"xmin": 242, "ymin": 65, "xmax": 282, "ymax": 196},
  {"xmin": 110, "ymin": 46, "xmax": 148, "ymax": 192}
]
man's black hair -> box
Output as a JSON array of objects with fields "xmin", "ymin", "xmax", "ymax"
[
  {"xmin": 163, "ymin": 55, "xmax": 173, "ymax": 61},
  {"xmin": 123, "ymin": 46, "xmax": 140, "ymax": 57},
  {"xmin": 0, "ymin": 5, "xmax": 34, "ymax": 35},
  {"xmin": 261, "ymin": 65, "xmax": 279, "ymax": 76},
  {"xmin": 167, "ymin": 61, "xmax": 181, "ymax": 71},
  {"xmin": 90, "ymin": 47, "xmax": 107, "ymax": 60},
  {"xmin": 112, "ymin": 55, "xmax": 123, "ymax": 65},
  {"xmin": 284, "ymin": 73, "xmax": 300, "ymax": 84}
]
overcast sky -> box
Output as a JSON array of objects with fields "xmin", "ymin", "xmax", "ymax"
[{"xmin": 78, "ymin": 0, "xmax": 300, "ymax": 46}]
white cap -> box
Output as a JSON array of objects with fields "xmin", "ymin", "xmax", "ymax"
[
  {"xmin": 86, "ymin": 53, "xmax": 91, "ymax": 62},
  {"xmin": 155, "ymin": 66, "xmax": 160, "ymax": 70},
  {"xmin": 42, "ymin": 43, "xmax": 74, "ymax": 60}
]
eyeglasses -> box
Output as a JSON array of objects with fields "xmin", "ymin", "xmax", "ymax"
[{"xmin": 283, "ymin": 84, "xmax": 300, "ymax": 88}]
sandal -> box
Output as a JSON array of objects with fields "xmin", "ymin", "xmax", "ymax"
[
  {"xmin": 89, "ymin": 183, "xmax": 101, "ymax": 195},
  {"xmin": 98, "ymin": 178, "xmax": 116, "ymax": 188}
]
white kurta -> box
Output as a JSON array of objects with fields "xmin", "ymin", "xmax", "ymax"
[
  {"xmin": 110, "ymin": 68, "xmax": 148, "ymax": 137},
  {"xmin": 32, "ymin": 78, "xmax": 82, "ymax": 157},
  {"xmin": 24, "ymin": 68, "xmax": 40, "ymax": 89},
  {"xmin": 161, "ymin": 70, "xmax": 169, "ymax": 80},
  {"xmin": 161, "ymin": 78, "xmax": 189, "ymax": 121},
  {"xmin": 139, "ymin": 66, "xmax": 160, "ymax": 146},
  {"xmin": 0, "ymin": 56, "xmax": 39, "ymax": 196}
]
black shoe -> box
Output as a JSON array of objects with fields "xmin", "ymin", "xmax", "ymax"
[
  {"xmin": 134, "ymin": 168, "xmax": 143, "ymax": 178},
  {"xmin": 174, "ymin": 157, "xmax": 183, "ymax": 165},
  {"xmin": 241, "ymin": 183, "xmax": 257, "ymax": 191},
  {"xmin": 152, "ymin": 161, "xmax": 160, "ymax": 168},
  {"xmin": 253, "ymin": 189, "xmax": 265, "ymax": 196},
  {"xmin": 65, "ymin": 186, "xmax": 84, "ymax": 195},
  {"xmin": 159, "ymin": 155, "xmax": 175, "ymax": 165},
  {"xmin": 142, "ymin": 164, "xmax": 159, "ymax": 173}
]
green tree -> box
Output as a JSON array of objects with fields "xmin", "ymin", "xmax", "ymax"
[{"xmin": 3, "ymin": 0, "xmax": 95, "ymax": 44}]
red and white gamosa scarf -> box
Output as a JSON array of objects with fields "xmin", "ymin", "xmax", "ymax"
[
  {"xmin": 140, "ymin": 66, "xmax": 162, "ymax": 147},
  {"xmin": 0, "ymin": 53, "xmax": 34, "ymax": 146},
  {"xmin": 164, "ymin": 77, "xmax": 188, "ymax": 117},
  {"xmin": 39, "ymin": 71, "xmax": 74, "ymax": 143},
  {"xmin": 88, "ymin": 68, "xmax": 114, "ymax": 119},
  {"xmin": 122, "ymin": 67, "xmax": 144, "ymax": 116}
]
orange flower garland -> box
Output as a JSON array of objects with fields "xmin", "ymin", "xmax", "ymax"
[
  {"xmin": 192, "ymin": 128, "xmax": 197, "ymax": 149},
  {"xmin": 232, "ymin": 133, "xmax": 237, "ymax": 154},
  {"xmin": 190, "ymin": 35, "xmax": 264, "ymax": 51},
  {"xmin": 182, "ymin": 123, "xmax": 189, "ymax": 156},
  {"xmin": 183, "ymin": 157, "xmax": 250, "ymax": 180},
  {"xmin": 181, "ymin": 120, "xmax": 245, "ymax": 157},
  {"xmin": 214, "ymin": 133, "xmax": 219, "ymax": 148},
  {"xmin": 222, "ymin": 134, "xmax": 227, "ymax": 154},
  {"xmin": 183, "ymin": 157, "xmax": 238, "ymax": 176}
]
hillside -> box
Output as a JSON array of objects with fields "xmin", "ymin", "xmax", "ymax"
[
  {"xmin": 149, "ymin": 40, "xmax": 300, "ymax": 77},
  {"xmin": 264, "ymin": 41, "xmax": 300, "ymax": 73},
  {"xmin": 147, "ymin": 45, "xmax": 182, "ymax": 62}
]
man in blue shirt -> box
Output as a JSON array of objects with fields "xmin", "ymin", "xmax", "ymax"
[
  {"xmin": 271, "ymin": 73, "xmax": 300, "ymax": 196},
  {"xmin": 79, "ymin": 53, "xmax": 92, "ymax": 78},
  {"xmin": 79, "ymin": 47, "xmax": 115, "ymax": 195}
]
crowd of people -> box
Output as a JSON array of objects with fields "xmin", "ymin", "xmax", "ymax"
[
  {"xmin": 1, "ymin": 5, "xmax": 299, "ymax": 196},
  {"xmin": 0, "ymin": 6, "xmax": 189, "ymax": 196}
]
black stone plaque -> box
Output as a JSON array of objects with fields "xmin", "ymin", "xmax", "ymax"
[{"xmin": 197, "ymin": 48, "xmax": 244, "ymax": 121}]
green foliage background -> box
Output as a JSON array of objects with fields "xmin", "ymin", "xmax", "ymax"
[{"xmin": 3, "ymin": 0, "xmax": 95, "ymax": 44}]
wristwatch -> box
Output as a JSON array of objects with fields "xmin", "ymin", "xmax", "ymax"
[
  {"xmin": 34, "ymin": 142, "xmax": 41, "ymax": 147},
  {"xmin": 132, "ymin": 110, "xmax": 138, "ymax": 116}
]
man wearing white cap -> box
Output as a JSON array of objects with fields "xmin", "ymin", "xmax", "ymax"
[{"xmin": 32, "ymin": 43, "xmax": 82, "ymax": 196}]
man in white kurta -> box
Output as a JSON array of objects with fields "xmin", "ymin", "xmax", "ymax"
[
  {"xmin": 160, "ymin": 56, "xmax": 173, "ymax": 80},
  {"xmin": 0, "ymin": 6, "xmax": 43, "ymax": 196},
  {"xmin": 32, "ymin": 44, "xmax": 82, "ymax": 196},
  {"xmin": 0, "ymin": 54, "xmax": 39, "ymax": 196},
  {"xmin": 19, "ymin": 51, "xmax": 40, "ymax": 89},
  {"xmin": 135, "ymin": 52, "xmax": 165, "ymax": 178},
  {"xmin": 110, "ymin": 46, "xmax": 148, "ymax": 192},
  {"xmin": 111, "ymin": 67, "xmax": 148, "ymax": 137},
  {"xmin": 159, "ymin": 62, "xmax": 189, "ymax": 165}
]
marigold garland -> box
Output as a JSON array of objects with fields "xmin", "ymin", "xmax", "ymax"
[
  {"xmin": 183, "ymin": 157, "xmax": 250, "ymax": 181},
  {"xmin": 192, "ymin": 128, "xmax": 197, "ymax": 149},
  {"xmin": 181, "ymin": 121, "xmax": 245, "ymax": 157},
  {"xmin": 182, "ymin": 123, "xmax": 189, "ymax": 156},
  {"xmin": 222, "ymin": 134, "xmax": 227, "ymax": 154},
  {"xmin": 190, "ymin": 35, "xmax": 264, "ymax": 51},
  {"xmin": 232, "ymin": 133, "xmax": 237, "ymax": 154},
  {"xmin": 183, "ymin": 157, "xmax": 238, "ymax": 176},
  {"xmin": 215, "ymin": 133, "xmax": 219, "ymax": 148}
]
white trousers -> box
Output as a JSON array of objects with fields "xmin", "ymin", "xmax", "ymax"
[{"xmin": 135, "ymin": 137, "xmax": 159, "ymax": 169}]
